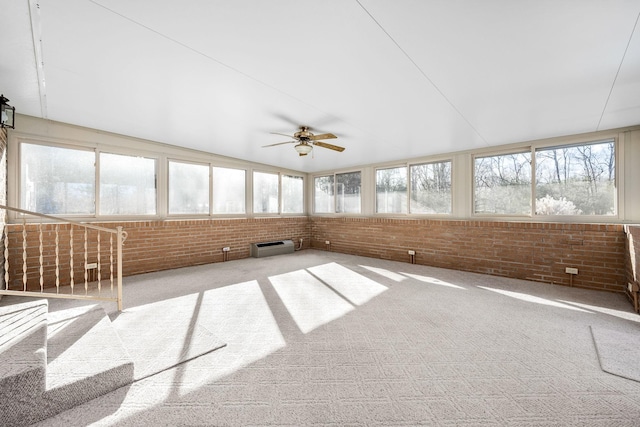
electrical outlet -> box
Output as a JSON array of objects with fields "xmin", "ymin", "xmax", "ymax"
[
  {"xmin": 565, "ymin": 267, "xmax": 578, "ymax": 275},
  {"xmin": 85, "ymin": 262, "xmax": 97, "ymax": 270},
  {"xmin": 408, "ymin": 250, "xmax": 416, "ymax": 256},
  {"xmin": 325, "ymin": 241, "xmax": 330, "ymax": 245},
  {"xmin": 222, "ymin": 247, "xmax": 230, "ymax": 252}
]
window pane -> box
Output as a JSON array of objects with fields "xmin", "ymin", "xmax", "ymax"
[
  {"xmin": 376, "ymin": 167, "xmax": 407, "ymax": 213},
  {"xmin": 212, "ymin": 167, "xmax": 245, "ymax": 214},
  {"xmin": 21, "ymin": 143, "xmax": 95, "ymax": 215},
  {"xmin": 314, "ymin": 176, "xmax": 334, "ymax": 213},
  {"xmin": 100, "ymin": 153, "xmax": 156, "ymax": 215},
  {"xmin": 535, "ymin": 141, "xmax": 615, "ymax": 215},
  {"xmin": 410, "ymin": 161, "xmax": 451, "ymax": 214},
  {"xmin": 474, "ymin": 152, "xmax": 531, "ymax": 215},
  {"xmin": 336, "ymin": 172, "xmax": 361, "ymax": 213},
  {"xmin": 253, "ymin": 171, "xmax": 279, "ymax": 213},
  {"xmin": 169, "ymin": 161, "xmax": 209, "ymax": 214},
  {"xmin": 282, "ymin": 175, "xmax": 303, "ymax": 213}
]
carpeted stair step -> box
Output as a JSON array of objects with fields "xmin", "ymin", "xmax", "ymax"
[
  {"xmin": 0, "ymin": 302, "xmax": 134, "ymax": 427},
  {"xmin": 0, "ymin": 299, "xmax": 49, "ymax": 416}
]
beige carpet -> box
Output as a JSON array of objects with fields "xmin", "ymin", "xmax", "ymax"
[
  {"xmin": 591, "ymin": 326, "xmax": 640, "ymax": 383},
  {"xmin": 30, "ymin": 249, "xmax": 640, "ymax": 426},
  {"xmin": 108, "ymin": 293, "xmax": 227, "ymax": 381}
]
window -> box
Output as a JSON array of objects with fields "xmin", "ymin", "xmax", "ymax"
[
  {"xmin": 314, "ymin": 172, "xmax": 361, "ymax": 214},
  {"xmin": 168, "ymin": 161, "xmax": 209, "ymax": 214},
  {"xmin": 474, "ymin": 152, "xmax": 531, "ymax": 215},
  {"xmin": 336, "ymin": 172, "xmax": 361, "ymax": 213},
  {"xmin": 314, "ymin": 175, "xmax": 334, "ymax": 213},
  {"xmin": 282, "ymin": 175, "xmax": 304, "ymax": 213},
  {"xmin": 253, "ymin": 171, "xmax": 279, "ymax": 214},
  {"xmin": 535, "ymin": 140, "xmax": 615, "ymax": 215},
  {"xmin": 212, "ymin": 167, "xmax": 246, "ymax": 214},
  {"xmin": 410, "ymin": 161, "xmax": 452, "ymax": 214},
  {"xmin": 21, "ymin": 143, "xmax": 95, "ymax": 215},
  {"xmin": 100, "ymin": 153, "xmax": 156, "ymax": 215},
  {"xmin": 376, "ymin": 167, "xmax": 407, "ymax": 214}
]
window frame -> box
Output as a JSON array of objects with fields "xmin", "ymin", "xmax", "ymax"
[
  {"xmin": 98, "ymin": 150, "xmax": 159, "ymax": 217},
  {"xmin": 533, "ymin": 138, "xmax": 618, "ymax": 219},
  {"xmin": 19, "ymin": 140, "xmax": 97, "ymax": 217},
  {"xmin": 312, "ymin": 170, "xmax": 362, "ymax": 215},
  {"xmin": 373, "ymin": 160, "xmax": 453, "ymax": 217},
  {"xmin": 252, "ymin": 170, "xmax": 305, "ymax": 216},
  {"xmin": 167, "ymin": 158, "xmax": 211, "ymax": 217},
  {"xmin": 211, "ymin": 166, "xmax": 247, "ymax": 216},
  {"xmin": 281, "ymin": 174, "xmax": 305, "ymax": 214},
  {"xmin": 472, "ymin": 149, "xmax": 533, "ymax": 217},
  {"xmin": 472, "ymin": 138, "xmax": 619, "ymax": 219},
  {"xmin": 408, "ymin": 159, "xmax": 453, "ymax": 215}
]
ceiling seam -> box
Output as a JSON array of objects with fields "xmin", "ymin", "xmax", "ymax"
[
  {"xmin": 355, "ymin": 0, "xmax": 488, "ymax": 146},
  {"xmin": 87, "ymin": 0, "xmax": 343, "ymax": 131},
  {"xmin": 596, "ymin": 10, "xmax": 640, "ymax": 131},
  {"xmin": 28, "ymin": 0, "xmax": 48, "ymax": 119}
]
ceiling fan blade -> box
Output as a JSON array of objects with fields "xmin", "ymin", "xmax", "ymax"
[
  {"xmin": 262, "ymin": 141, "xmax": 295, "ymax": 148},
  {"xmin": 309, "ymin": 133, "xmax": 337, "ymax": 140},
  {"xmin": 270, "ymin": 132, "xmax": 296, "ymax": 139},
  {"xmin": 313, "ymin": 141, "xmax": 345, "ymax": 152}
]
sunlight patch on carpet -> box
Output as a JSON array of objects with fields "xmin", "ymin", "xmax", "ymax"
[
  {"xmin": 402, "ymin": 273, "xmax": 466, "ymax": 290},
  {"xmin": 309, "ymin": 263, "xmax": 388, "ymax": 305},
  {"xmin": 478, "ymin": 286, "xmax": 591, "ymax": 312},
  {"xmin": 559, "ymin": 300, "xmax": 639, "ymax": 323},
  {"xmin": 112, "ymin": 292, "xmax": 226, "ymax": 381},
  {"xmin": 270, "ymin": 269, "xmax": 354, "ymax": 334},
  {"xmin": 360, "ymin": 265, "xmax": 406, "ymax": 282}
]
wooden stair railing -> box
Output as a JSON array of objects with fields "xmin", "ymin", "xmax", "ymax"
[{"xmin": 0, "ymin": 204, "xmax": 126, "ymax": 311}]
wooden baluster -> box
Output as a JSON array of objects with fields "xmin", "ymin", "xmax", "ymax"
[
  {"xmin": 97, "ymin": 232, "xmax": 101, "ymax": 294},
  {"xmin": 4, "ymin": 225, "xmax": 9, "ymax": 290},
  {"xmin": 22, "ymin": 220, "xmax": 27, "ymax": 291},
  {"xmin": 110, "ymin": 234, "xmax": 114, "ymax": 294},
  {"xmin": 39, "ymin": 223, "xmax": 44, "ymax": 293},
  {"xmin": 84, "ymin": 227, "xmax": 88, "ymax": 294},
  {"xmin": 55, "ymin": 225, "xmax": 60, "ymax": 294},
  {"xmin": 69, "ymin": 226, "xmax": 74, "ymax": 294}
]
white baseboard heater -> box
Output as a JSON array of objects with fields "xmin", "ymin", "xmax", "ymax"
[{"xmin": 250, "ymin": 240, "xmax": 295, "ymax": 258}]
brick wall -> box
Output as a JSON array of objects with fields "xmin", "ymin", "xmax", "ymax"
[
  {"xmin": 5, "ymin": 214, "xmax": 629, "ymax": 294},
  {"xmin": 625, "ymin": 225, "xmax": 640, "ymax": 297},
  {"xmin": 310, "ymin": 217, "xmax": 626, "ymax": 292},
  {"xmin": 5, "ymin": 217, "xmax": 309, "ymax": 290}
]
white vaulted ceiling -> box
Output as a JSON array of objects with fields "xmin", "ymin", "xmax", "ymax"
[{"xmin": 1, "ymin": 0, "xmax": 639, "ymax": 173}]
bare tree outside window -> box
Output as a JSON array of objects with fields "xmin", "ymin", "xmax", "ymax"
[
  {"xmin": 376, "ymin": 167, "xmax": 407, "ymax": 213},
  {"xmin": 314, "ymin": 175, "xmax": 334, "ymax": 213},
  {"xmin": 474, "ymin": 152, "xmax": 531, "ymax": 215},
  {"xmin": 410, "ymin": 161, "xmax": 451, "ymax": 214},
  {"xmin": 336, "ymin": 172, "xmax": 361, "ymax": 213},
  {"xmin": 535, "ymin": 140, "xmax": 615, "ymax": 215}
]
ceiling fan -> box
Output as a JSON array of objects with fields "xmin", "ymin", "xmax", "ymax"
[{"xmin": 263, "ymin": 126, "xmax": 345, "ymax": 156}]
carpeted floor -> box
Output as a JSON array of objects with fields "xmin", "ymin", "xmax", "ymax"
[
  {"xmin": 591, "ymin": 326, "xmax": 640, "ymax": 383},
  {"xmin": 30, "ymin": 249, "xmax": 640, "ymax": 426}
]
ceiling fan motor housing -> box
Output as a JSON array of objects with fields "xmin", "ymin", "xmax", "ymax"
[{"xmin": 294, "ymin": 126, "xmax": 313, "ymax": 140}]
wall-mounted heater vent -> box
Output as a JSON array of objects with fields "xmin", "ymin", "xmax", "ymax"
[{"xmin": 250, "ymin": 240, "xmax": 295, "ymax": 258}]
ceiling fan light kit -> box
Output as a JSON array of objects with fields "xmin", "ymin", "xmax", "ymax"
[
  {"xmin": 263, "ymin": 125, "xmax": 345, "ymax": 157},
  {"xmin": 294, "ymin": 143, "xmax": 313, "ymax": 156}
]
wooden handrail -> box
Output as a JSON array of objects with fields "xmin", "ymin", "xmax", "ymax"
[{"xmin": 0, "ymin": 204, "xmax": 125, "ymax": 311}]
